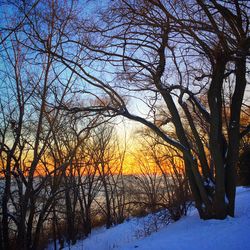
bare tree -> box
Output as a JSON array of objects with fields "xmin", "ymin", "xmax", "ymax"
[
  {"xmin": 88, "ymin": 124, "xmax": 126, "ymax": 229},
  {"xmin": 130, "ymin": 131, "xmax": 190, "ymax": 219},
  {"xmin": 1, "ymin": 3, "xmax": 249, "ymax": 249},
  {"xmin": 53, "ymin": 0, "xmax": 249, "ymax": 219},
  {"xmin": 74, "ymin": 143, "xmax": 102, "ymax": 237},
  {"xmin": 0, "ymin": 1, "xmax": 95, "ymax": 247}
]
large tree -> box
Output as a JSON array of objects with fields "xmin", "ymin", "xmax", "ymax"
[
  {"xmin": 58, "ymin": 0, "xmax": 249, "ymax": 219},
  {"xmin": 13, "ymin": 0, "xmax": 250, "ymax": 219}
]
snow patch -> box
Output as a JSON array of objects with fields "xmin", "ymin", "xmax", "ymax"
[{"xmin": 48, "ymin": 187, "xmax": 250, "ymax": 250}]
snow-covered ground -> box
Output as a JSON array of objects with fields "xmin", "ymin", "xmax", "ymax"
[{"xmin": 50, "ymin": 187, "xmax": 250, "ymax": 250}]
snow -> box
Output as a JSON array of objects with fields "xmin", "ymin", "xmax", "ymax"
[
  {"xmin": 192, "ymin": 96, "xmax": 209, "ymax": 116},
  {"xmin": 49, "ymin": 212, "xmax": 169, "ymax": 250},
  {"xmin": 204, "ymin": 178, "xmax": 214, "ymax": 188},
  {"xmin": 121, "ymin": 187, "xmax": 250, "ymax": 250},
  {"xmin": 49, "ymin": 187, "xmax": 250, "ymax": 250}
]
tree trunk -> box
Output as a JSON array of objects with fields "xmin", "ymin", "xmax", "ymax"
[
  {"xmin": 2, "ymin": 158, "xmax": 11, "ymax": 250},
  {"xmin": 208, "ymin": 56, "xmax": 227, "ymax": 219},
  {"xmin": 226, "ymin": 54, "xmax": 247, "ymax": 216}
]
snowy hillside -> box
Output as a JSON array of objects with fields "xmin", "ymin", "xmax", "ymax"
[{"xmin": 54, "ymin": 187, "xmax": 250, "ymax": 250}]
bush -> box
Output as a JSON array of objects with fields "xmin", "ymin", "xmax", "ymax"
[{"xmin": 135, "ymin": 210, "xmax": 171, "ymax": 239}]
